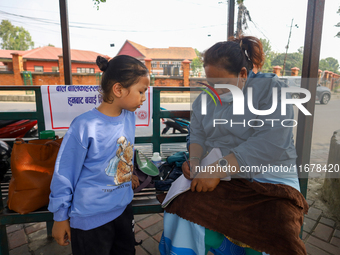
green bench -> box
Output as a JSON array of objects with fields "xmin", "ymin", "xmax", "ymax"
[
  {"xmin": 0, "ymin": 85, "xmax": 308, "ymax": 255},
  {"xmin": 0, "ymin": 85, "xmax": 190, "ymax": 255}
]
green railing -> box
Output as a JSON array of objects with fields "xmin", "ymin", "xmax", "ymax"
[
  {"xmin": 136, "ymin": 87, "xmax": 190, "ymax": 153},
  {"xmin": 0, "ymin": 85, "xmax": 308, "ymax": 198},
  {"xmin": 0, "ymin": 86, "xmax": 45, "ymax": 132},
  {"xmin": 0, "ymin": 86, "xmax": 190, "ymax": 151}
]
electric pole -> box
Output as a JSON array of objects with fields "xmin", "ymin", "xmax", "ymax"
[{"xmin": 282, "ymin": 19, "xmax": 296, "ymax": 76}]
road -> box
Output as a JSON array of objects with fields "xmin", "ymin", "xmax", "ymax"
[{"xmin": 310, "ymin": 100, "xmax": 340, "ymax": 148}]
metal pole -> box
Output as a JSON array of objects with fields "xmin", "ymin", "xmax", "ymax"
[
  {"xmin": 282, "ymin": 19, "xmax": 294, "ymax": 76},
  {"xmin": 227, "ymin": 0, "xmax": 235, "ymax": 39},
  {"xmin": 296, "ymin": 0, "xmax": 325, "ymax": 198},
  {"xmin": 59, "ymin": 0, "xmax": 72, "ymax": 85}
]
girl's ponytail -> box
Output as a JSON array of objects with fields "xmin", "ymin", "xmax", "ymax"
[
  {"xmin": 96, "ymin": 55, "xmax": 148, "ymax": 103},
  {"xmin": 96, "ymin": 56, "xmax": 109, "ymax": 72}
]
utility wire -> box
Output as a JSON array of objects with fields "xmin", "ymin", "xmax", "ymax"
[
  {"xmin": 0, "ymin": 10, "xmax": 226, "ymax": 33},
  {"xmin": 0, "ymin": 5, "xmax": 58, "ymax": 14},
  {"xmin": 249, "ymin": 19, "xmax": 281, "ymax": 52}
]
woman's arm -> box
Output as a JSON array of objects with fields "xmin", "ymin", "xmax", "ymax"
[{"xmin": 190, "ymin": 152, "xmax": 241, "ymax": 192}]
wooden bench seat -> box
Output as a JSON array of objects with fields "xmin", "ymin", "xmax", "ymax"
[{"xmin": 0, "ymin": 173, "xmax": 164, "ymax": 255}]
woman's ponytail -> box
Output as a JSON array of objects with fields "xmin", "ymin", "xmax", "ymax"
[
  {"xmin": 231, "ymin": 36, "xmax": 265, "ymax": 71},
  {"xmin": 204, "ymin": 35, "xmax": 265, "ymax": 75}
]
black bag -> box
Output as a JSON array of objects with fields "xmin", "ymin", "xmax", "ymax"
[{"xmin": 154, "ymin": 151, "xmax": 187, "ymax": 191}]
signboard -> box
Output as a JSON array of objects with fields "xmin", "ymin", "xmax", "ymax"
[{"xmin": 41, "ymin": 85, "xmax": 152, "ymax": 130}]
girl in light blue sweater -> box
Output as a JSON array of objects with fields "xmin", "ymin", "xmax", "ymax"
[{"xmin": 48, "ymin": 55, "xmax": 149, "ymax": 255}]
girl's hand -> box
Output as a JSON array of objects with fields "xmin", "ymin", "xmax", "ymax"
[
  {"xmin": 52, "ymin": 220, "xmax": 71, "ymax": 246},
  {"xmin": 131, "ymin": 174, "xmax": 140, "ymax": 189},
  {"xmin": 190, "ymin": 172, "xmax": 220, "ymax": 192}
]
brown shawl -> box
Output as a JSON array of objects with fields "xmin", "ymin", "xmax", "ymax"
[{"xmin": 157, "ymin": 179, "xmax": 308, "ymax": 255}]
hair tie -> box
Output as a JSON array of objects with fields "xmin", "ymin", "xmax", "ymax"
[{"xmin": 240, "ymin": 40, "xmax": 249, "ymax": 51}]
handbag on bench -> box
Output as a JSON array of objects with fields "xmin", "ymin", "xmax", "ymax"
[{"xmin": 7, "ymin": 137, "xmax": 62, "ymax": 214}]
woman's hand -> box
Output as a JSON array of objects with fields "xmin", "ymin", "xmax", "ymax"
[
  {"xmin": 182, "ymin": 159, "xmax": 200, "ymax": 180},
  {"xmin": 190, "ymin": 171, "xmax": 220, "ymax": 192},
  {"xmin": 52, "ymin": 220, "xmax": 71, "ymax": 246}
]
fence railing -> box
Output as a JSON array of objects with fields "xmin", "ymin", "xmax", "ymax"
[{"xmin": 0, "ymin": 86, "xmax": 191, "ymax": 153}]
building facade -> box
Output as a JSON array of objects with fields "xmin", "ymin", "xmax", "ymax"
[
  {"xmin": 117, "ymin": 40, "xmax": 197, "ymax": 75},
  {"xmin": 0, "ymin": 46, "xmax": 108, "ymax": 74}
]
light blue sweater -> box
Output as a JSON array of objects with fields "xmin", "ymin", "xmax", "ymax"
[{"xmin": 48, "ymin": 108, "xmax": 135, "ymax": 230}]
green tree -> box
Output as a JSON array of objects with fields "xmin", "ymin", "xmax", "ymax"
[
  {"xmin": 191, "ymin": 49, "xmax": 203, "ymax": 76},
  {"xmin": 271, "ymin": 50, "xmax": 303, "ymax": 75},
  {"xmin": 319, "ymin": 57, "xmax": 340, "ymax": 74},
  {"xmin": 0, "ymin": 20, "xmax": 34, "ymax": 50},
  {"xmin": 47, "ymin": 43, "xmax": 55, "ymax": 47},
  {"xmin": 336, "ymin": 7, "xmax": 340, "ymax": 38},
  {"xmin": 260, "ymin": 38, "xmax": 275, "ymax": 72}
]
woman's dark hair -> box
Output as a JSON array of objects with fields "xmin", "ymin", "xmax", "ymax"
[
  {"xmin": 96, "ymin": 55, "xmax": 149, "ymax": 103},
  {"xmin": 203, "ymin": 35, "xmax": 264, "ymax": 75}
]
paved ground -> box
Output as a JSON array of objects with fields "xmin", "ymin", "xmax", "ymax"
[
  {"xmin": 6, "ymin": 147, "xmax": 340, "ymax": 255},
  {"xmin": 4, "ymin": 91, "xmax": 340, "ymax": 255}
]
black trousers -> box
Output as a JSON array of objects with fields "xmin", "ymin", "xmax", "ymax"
[{"xmin": 71, "ymin": 203, "xmax": 136, "ymax": 255}]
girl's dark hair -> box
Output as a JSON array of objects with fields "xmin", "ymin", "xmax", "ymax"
[
  {"xmin": 203, "ymin": 35, "xmax": 264, "ymax": 75},
  {"xmin": 96, "ymin": 55, "xmax": 149, "ymax": 103}
]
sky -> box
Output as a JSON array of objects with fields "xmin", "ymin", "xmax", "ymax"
[{"xmin": 0, "ymin": 0, "xmax": 339, "ymax": 67}]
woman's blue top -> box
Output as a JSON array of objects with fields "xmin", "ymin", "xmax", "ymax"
[{"xmin": 190, "ymin": 71, "xmax": 299, "ymax": 188}]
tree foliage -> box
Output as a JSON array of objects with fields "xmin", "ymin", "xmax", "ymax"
[
  {"xmin": 260, "ymin": 37, "xmax": 340, "ymax": 75},
  {"xmin": 260, "ymin": 38, "xmax": 276, "ymax": 72},
  {"xmin": 271, "ymin": 52, "xmax": 303, "ymax": 75},
  {"xmin": 93, "ymin": 0, "xmax": 106, "ymax": 10},
  {"xmin": 319, "ymin": 57, "xmax": 340, "ymax": 74},
  {"xmin": 0, "ymin": 20, "xmax": 34, "ymax": 50},
  {"xmin": 191, "ymin": 49, "xmax": 203, "ymax": 76},
  {"xmin": 259, "ymin": 38, "xmax": 304, "ymax": 74}
]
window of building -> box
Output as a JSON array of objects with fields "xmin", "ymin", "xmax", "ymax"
[
  {"xmin": 160, "ymin": 61, "xmax": 168, "ymax": 68},
  {"xmin": 0, "ymin": 65, "xmax": 7, "ymax": 71},
  {"xmin": 151, "ymin": 61, "xmax": 157, "ymax": 68},
  {"xmin": 77, "ymin": 68, "xmax": 95, "ymax": 73},
  {"xmin": 173, "ymin": 61, "xmax": 181, "ymax": 67},
  {"xmin": 34, "ymin": 66, "xmax": 44, "ymax": 72},
  {"xmin": 51, "ymin": 66, "xmax": 59, "ymax": 72}
]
